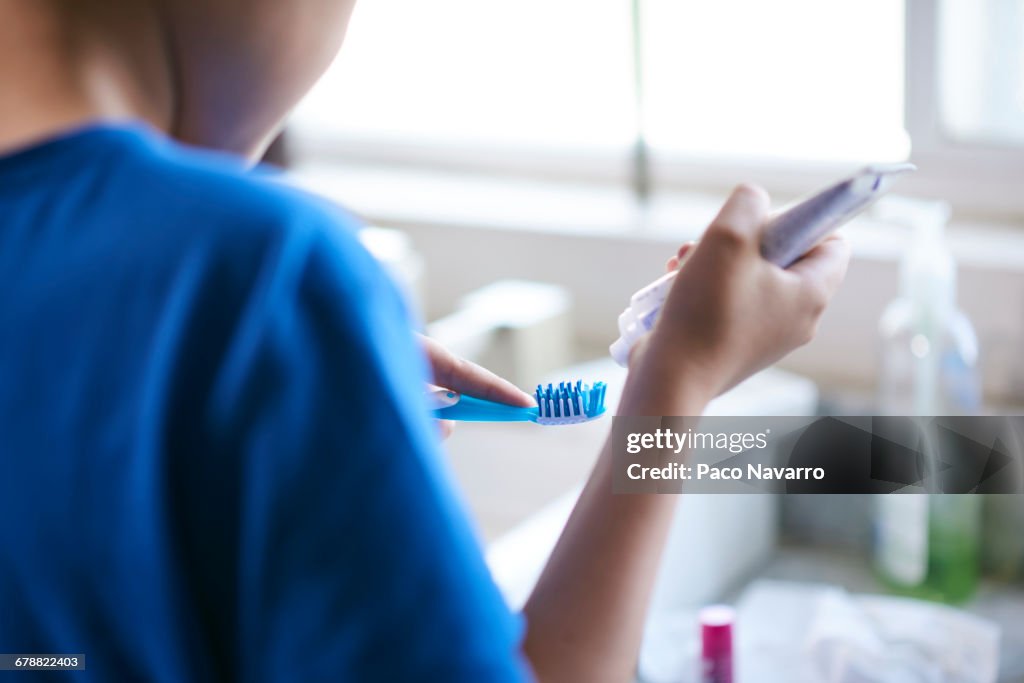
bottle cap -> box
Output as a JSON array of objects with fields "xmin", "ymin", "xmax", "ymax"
[{"xmin": 699, "ymin": 605, "xmax": 735, "ymax": 659}]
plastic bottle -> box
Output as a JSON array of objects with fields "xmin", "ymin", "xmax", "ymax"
[{"xmin": 874, "ymin": 198, "xmax": 983, "ymax": 604}]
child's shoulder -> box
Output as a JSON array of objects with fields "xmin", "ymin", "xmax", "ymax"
[
  {"xmin": 125, "ymin": 128, "xmax": 359, "ymax": 244},
  {"xmin": 74, "ymin": 125, "xmax": 389, "ymax": 316},
  {"xmin": 99, "ymin": 126, "xmax": 383, "ymax": 291}
]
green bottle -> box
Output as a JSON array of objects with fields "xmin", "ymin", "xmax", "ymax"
[
  {"xmin": 873, "ymin": 199, "xmax": 982, "ymax": 604},
  {"xmin": 875, "ymin": 495, "xmax": 981, "ymax": 603}
]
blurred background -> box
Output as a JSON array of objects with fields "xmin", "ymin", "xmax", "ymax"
[{"xmin": 279, "ymin": 0, "xmax": 1024, "ymax": 679}]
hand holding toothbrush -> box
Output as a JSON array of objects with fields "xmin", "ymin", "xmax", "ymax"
[{"xmin": 419, "ymin": 334, "xmax": 535, "ymax": 439}]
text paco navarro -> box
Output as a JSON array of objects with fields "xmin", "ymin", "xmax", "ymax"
[{"xmin": 626, "ymin": 463, "xmax": 826, "ymax": 481}]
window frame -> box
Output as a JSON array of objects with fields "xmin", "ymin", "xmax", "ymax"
[{"xmin": 900, "ymin": 0, "xmax": 1024, "ymax": 218}]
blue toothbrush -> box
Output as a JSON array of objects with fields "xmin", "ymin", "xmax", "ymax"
[{"xmin": 430, "ymin": 380, "xmax": 607, "ymax": 426}]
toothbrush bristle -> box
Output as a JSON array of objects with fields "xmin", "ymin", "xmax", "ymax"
[{"xmin": 534, "ymin": 379, "xmax": 607, "ymax": 424}]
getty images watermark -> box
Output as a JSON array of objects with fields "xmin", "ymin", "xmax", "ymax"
[{"xmin": 611, "ymin": 416, "xmax": 1024, "ymax": 494}]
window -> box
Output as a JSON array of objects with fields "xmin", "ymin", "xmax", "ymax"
[
  {"xmin": 295, "ymin": 0, "xmax": 635, "ymax": 151},
  {"xmin": 291, "ymin": 0, "xmax": 1024, "ymax": 217},
  {"xmin": 904, "ymin": 0, "xmax": 1024, "ymax": 216},
  {"xmin": 939, "ymin": 0, "xmax": 1024, "ymax": 147},
  {"xmin": 640, "ymin": 0, "xmax": 908, "ymax": 163}
]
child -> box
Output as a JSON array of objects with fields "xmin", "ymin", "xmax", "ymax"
[{"xmin": 0, "ymin": 0, "xmax": 849, "ymax": 680}]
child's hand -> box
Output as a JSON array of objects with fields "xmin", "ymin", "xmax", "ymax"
[
  {"xmin": 629, "ymin": 184, "xmax": 850, "ymax": 404},
  {"xmin": 419, "ymin": 335, "xmax": 535, "ymax": 439}
]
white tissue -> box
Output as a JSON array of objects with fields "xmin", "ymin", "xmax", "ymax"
[
  {"xmin": 806, "ymin": 591, "xmax": 1000, "ymax": 683},
  {"xmin": 637, "ymin": 580, "xmax": 1000, "ymax": 683}
]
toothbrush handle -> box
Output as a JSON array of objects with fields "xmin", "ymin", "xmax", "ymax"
[{"xmin": 434, "ymin": 394, "xmax": 538, "ymax": 422}]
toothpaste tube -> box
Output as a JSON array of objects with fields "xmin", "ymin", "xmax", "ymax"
[{"xmin": 610, "ymin": 163, "xmax": 916, "ymax": 367}]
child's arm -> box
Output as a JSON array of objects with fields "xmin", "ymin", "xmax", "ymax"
[{"xmin": 521, "ymin": 185, "xmax": 850, "ymax": 682}]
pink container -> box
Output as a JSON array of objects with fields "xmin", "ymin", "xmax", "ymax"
[{"xmin": 699, "ymin": 605, "xmax": 735, "ymax": 683}]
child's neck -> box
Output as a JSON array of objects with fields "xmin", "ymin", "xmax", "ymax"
[{"xmin": 0, "ymin": 1, "xmax": 174, "ymax": 154}]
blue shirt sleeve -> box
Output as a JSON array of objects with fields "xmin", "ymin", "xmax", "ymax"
[{"xmin": 204, "ymin": 213, "xmax": 532, "ymax": 682}]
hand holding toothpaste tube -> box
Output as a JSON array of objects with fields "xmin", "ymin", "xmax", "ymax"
[
  {"xmin": 618, "ymin": 164, "xmax": 914, "ymax": 403},
  {"xmin": 621, "ymin": 183, "xmax": 851, "ymax": 405}
]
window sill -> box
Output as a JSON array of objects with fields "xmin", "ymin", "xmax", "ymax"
[
  {"xmin": 292, "ymin": 162, "xmax": 712, "ymax": 241},
  {"xmin": 292, "ymin": 162, "xmax": 1024, "ymax": 264}
]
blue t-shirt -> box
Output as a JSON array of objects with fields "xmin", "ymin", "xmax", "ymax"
[{"xmin": 0, "ymin": 124, "xmax": 529, "ymax": 682}]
